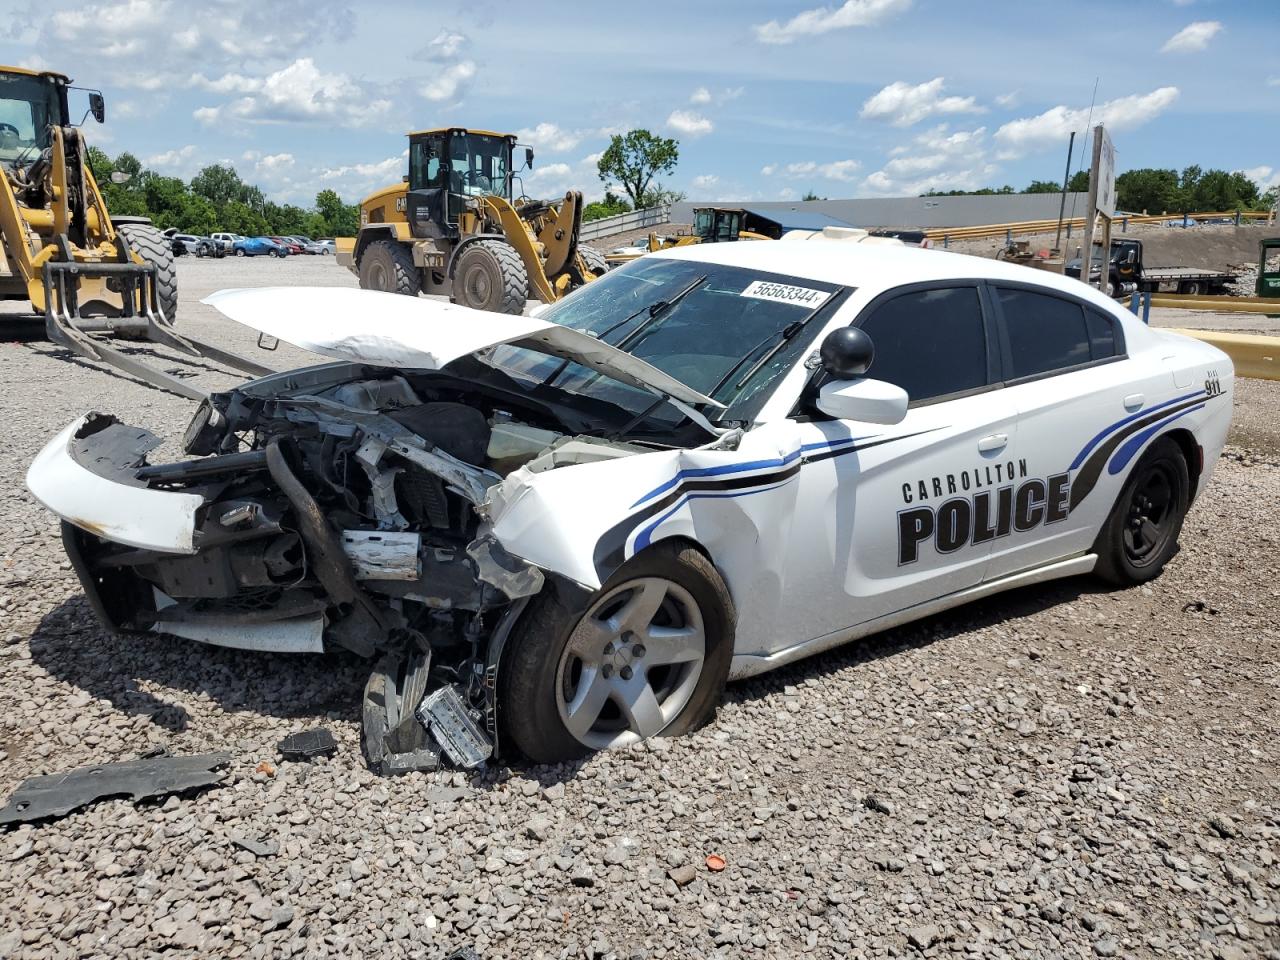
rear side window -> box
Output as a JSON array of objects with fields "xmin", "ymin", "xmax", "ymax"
[
  {"xmin": 1085, "ymin": 307, "xmax": 1122, "ymax": 360},
  {"xmin": 996, "ymin": 288, "xmax": 1092, "ymax": 379},
  {"xmin": 857, "ymin": 286, "xmax": 988, "ymax": 403}
]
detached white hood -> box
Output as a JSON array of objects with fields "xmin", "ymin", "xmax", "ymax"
[{"xmin": 203, "ymin": 287, "xmax": 722, "ymax": 409}]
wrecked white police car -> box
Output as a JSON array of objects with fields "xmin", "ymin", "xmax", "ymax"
[{"xmin": 27, "ymin": 243, "xmax": 1232, "ymax": 766}]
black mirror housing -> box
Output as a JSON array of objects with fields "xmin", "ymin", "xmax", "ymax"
[
  {"xmin": 89, "ymin": 92, "xmax": 105, "ymax": 124},
  {"xmin": 525, "ymin": 147, "xmax": 534, "ymax": 169},
  {"xmin": 820, "ymin": 327, "xmax": 874, "ymax": 379}
]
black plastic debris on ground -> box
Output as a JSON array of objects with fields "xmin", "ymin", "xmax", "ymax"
[
  {"xmin": 277, "ymin": 727, "xmax": 338, "ymax": 761},
  {"xmin": 0, "ymin": 752, "xmax": 231, "ymax": 826},
  {"xmin": 363, "ymin": 650, "xmax": 440, "ymax": 776}
]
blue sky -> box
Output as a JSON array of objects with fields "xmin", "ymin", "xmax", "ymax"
[{"xmin": 6, "ymin": 0, "xmax": 1278, "ymax": 207}]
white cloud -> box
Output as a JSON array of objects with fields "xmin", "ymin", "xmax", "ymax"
[
  {"xmin": 422, "ymin": 61, "xmax": 477, "ymax": 102},
  {"xmin": 691, "ymin": 174, "xmax": 719, "ymax": 190},
  {"xmin": 761, "ymin": 159, "xmax": 861, "ymax": 181},
  {"xmin": 994, "ymin": 91, "xmax": 1019, "ymax": 108},
  {"xmin": 516, "ymin": 123, "xmax": 585, "ymax": 153},
  {"xmin": 1241, "ymin": 166, "xmax": 1280, "ymax": 190},
  {"xmin": 193, "ymin": 106, "xmax": 220, "ymax": 125},
  {"xmin": 860, "ymin": 78, "xmax": 984, "ymax": 127},
  {"xmin": 861, "ymin": 124, "xmax": 995, "ymax": 196},
  {"xmin": 146, "ymin": 144, "xmax": 195, "ymax": 167},
  {"xmin": 994, "ymin": 87, "xmax": 1179, "ymax": 156},
  {"xmin": 257, "ymin": 153, "xmax": 295, "ymax": 172},
  {"xmin": 754, "ymin": 0, "xmax": 911, "ymax": 44},
  {"xmin": 667, "ymin": 109, "xmax": 714, "ymax": 136},
  {"xmin": 207, "ymin": 58, "xmax": 391, "ymax": 127},
  {"xmin": 189, "ymin": 72, "xmax": 259, "ymax": 94},
  {"xmin": 413, "ymin": 29, "xmax": 476, "ymax": 103},
  {"xmin": 1160, "ymin": 20, "xmax": 1221, "ymax": 53},
  {"xmin": 689, "ymin": 86, "xmax": 744, "ymax": 106},
  {"xmin": 690, "ymin": 87, "xmax": 712, "ymax": 105}
]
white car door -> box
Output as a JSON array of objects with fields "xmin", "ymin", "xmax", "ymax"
[
  {"xmin": 774, "ymin": 283, "xmax": 1019, "ymax": 648},
  {"xmin": 981, "ymin": 284, "xmax": 1154, "ymax": 580}
]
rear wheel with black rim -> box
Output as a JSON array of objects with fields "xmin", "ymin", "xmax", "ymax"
[
  {"xmin": 1092, "ymin": 437, "xmax": 1189, "ymax": 585},
  {"xmin": 452, "ymin": 240, "xmax": 526, "ymax": 314},
  {"xmin": 501, "ymin": 542, "xmax": 734, "ymax": 764},
  {"xmin": 359, "ymin": 239, "xmax": 421, "ymax": 296}
]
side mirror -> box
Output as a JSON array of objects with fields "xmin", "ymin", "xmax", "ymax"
[
  {"xmin": 525, "ymin": 147, "xmax": 534, "ymax": 169},
  {"xmin": 816, "ymin": 378, "xmax": 908, "ymax": 425},
  {"xmin": 89, "ymin": 92, "xmax": 105, "ymax": 124},
  {"xmin": 109, "ymin": 171, "xmax": 132, "ymax": 184}
]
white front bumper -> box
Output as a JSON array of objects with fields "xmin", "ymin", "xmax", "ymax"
[{"xmin": 25, "ymin": 415, "xmax": 204, "ymax": 554}]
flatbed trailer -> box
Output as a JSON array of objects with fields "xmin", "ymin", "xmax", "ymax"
[{"xmin": 1066, "ymin": 238, "xmax": 1235, "ymax": 298}]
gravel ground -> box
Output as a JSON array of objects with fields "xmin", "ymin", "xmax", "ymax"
[{"xmin": 1, "ymin": 257, "xmax": 1278, "ymax": 960}]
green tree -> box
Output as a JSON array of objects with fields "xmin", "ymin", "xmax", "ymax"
[
  {"xmin": 1068, "ymin": 170, "xmax": 1089, "ymax": 193},
  {"xmin": 597, "ymin": 130, "xmax": 679, "ymax": 208},
  {"xmin": 221, "ymin": 200, "xmax": 269, "ymax": 236},
  {"xmin": 191, "ymin": 164, "xmax": 247, "ymax": 208},
  {"xmin": 1024, "ymin": 180, "xmax": 1062, "ymax": 194},
  {"xmin": 801, "ymin": 191, "xmax": 825, "ymax": 201},
  {"xmin": 1115, "ymin": 168, "xmax": 1178, "ymax": 214},
  {"xmin": 313, "ymin": 189, "xmax": 358, "ymax": 236},
  {"xmin": 582, "ymin": 191, "xmax": 631, "ymax": 222}
]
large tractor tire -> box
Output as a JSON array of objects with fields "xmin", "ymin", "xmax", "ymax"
[
  {"xmin": 116, "ymin": 222, "xmax": 178, "ymax": 330},
  {"xmin": 452, "ymin": 240, "xmax": 527, "ymax": 315},
  {"xmin": 579, "ymin": 245, "xmax": 609, "ymax": 278},
  {"xmin": 359, "ymin": 240, "xmax": 421, "ymax": 296}
]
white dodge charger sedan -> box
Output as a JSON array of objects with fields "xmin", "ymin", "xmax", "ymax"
[{"xmin": 26, "ymin": 242, "xmax": 1233, "ymax": 765}]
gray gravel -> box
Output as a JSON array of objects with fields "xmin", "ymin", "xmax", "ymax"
[{"xmin": 1, "ymin": 256, "xmax": 1278, "ymax": 959}]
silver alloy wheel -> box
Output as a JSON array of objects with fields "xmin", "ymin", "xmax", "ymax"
[{"xmin": 555, "ymin": 576, "xmax": 706, "ymax": 750}]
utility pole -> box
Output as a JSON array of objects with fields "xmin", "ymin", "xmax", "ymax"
[{"xmin": 1053, "ymin": 132, "xmax": 1075, "ymax": 254}]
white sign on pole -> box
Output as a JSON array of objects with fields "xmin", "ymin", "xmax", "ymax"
[{"xmin": 1094, "ymin": 125, "xmax": 1116, "ymax": 218}]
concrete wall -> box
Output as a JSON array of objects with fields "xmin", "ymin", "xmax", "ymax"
[{"xmin": 671, "ymin": 193, "xmax": 1090, "ymax": 231}]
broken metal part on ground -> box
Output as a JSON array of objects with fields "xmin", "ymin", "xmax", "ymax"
[
  {"xmin": 0, "ymin": 753, "xmax": 231, "ymax": 826},
  {"xmin": 276, "ymin": 727, "xmax": 338, "ymax": 761}
]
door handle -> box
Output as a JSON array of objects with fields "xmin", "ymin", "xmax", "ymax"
[
  {"xmin": 977, "ymin": 433, "xmax": 1008, "ymax": 453},
  {"xmin": 1123, "ymin": 393, "xmax": 1144, "ymax": 411}
]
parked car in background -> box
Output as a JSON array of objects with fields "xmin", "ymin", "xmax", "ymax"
[
  {"xmin": 232, "ymin": 236, "xmax": 287, "ymax": 258},
  {"xmin": 315, "ymin": 238, "xmax": 336, "ymax": 255},
  {"xmin": 211, "ymin": 233, "xmax": 242, "ymax": 254},
  {"xmin": 270, "ymin": 236, "xmax": 305, "ymax": 256},
  {"xmin": 169, "ymin": 234, "xmax": 220, "ymax": 258}
]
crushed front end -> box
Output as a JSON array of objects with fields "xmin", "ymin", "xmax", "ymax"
[{"xmin": 27, "ymin": 361, "xmax": 646, "ymax": 771}]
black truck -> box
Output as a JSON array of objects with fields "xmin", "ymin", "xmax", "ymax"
[{"xmin": 1066, "ymin": 238, "xmax": 1235, "ymax": 298}]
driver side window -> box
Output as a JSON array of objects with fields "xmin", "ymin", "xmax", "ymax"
[{"xmin": 856, "ymin": 285, "xmax": 991, "ymax": 404}]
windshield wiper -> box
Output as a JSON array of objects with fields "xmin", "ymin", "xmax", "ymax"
[
  {"xmin": 704, "ymin": 286, "xmax": 847, "ymax": 399},
  {"xmin": 540, "ymin": 274, "xmax": 707, "ymax": 390}
]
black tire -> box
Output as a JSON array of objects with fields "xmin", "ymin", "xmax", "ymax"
[
  {"xmin": 502, "ymin": 541, "xmax": 735, "ymax": 764},
  {"xmin": 452, "ymin": 239, "xmax": 526, "ymax": 314},
  {"xmin": 359, "ymin": 239, "xmax": 421, "ymax": 296},
  {"xmin": 1092, "ymin": 437, "xmax": 1189, "ymax": 585},
  {"xmin": 579, "ymin": 245, "xmax": 608, "ymax": 278},
  {"xmin": 274, "ymin": 248, "xmax": 287, "ymax": 259},
  {"xmin": 1178, "ymin": 280, "xmax": 1204, "ymax": 296},
  {"xmin": 116, "ymin": 222, "xmax": 177, "ymax": 326},
  {"xmin": 235, "ymin": 247, "xmax": 246, "ymax": 257}
]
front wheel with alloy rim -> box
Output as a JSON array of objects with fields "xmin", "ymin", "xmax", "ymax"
[
  {"xmin": 501, "ymin": 542, "xmax": 735, "ymax": 763},
  {"xmin": 1092, "ymin": 436, "xmax": 1189, "ymax": 585}
]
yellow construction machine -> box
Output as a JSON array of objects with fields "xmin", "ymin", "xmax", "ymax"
[
  {"xmin": 337, "ymin": 127, "xmax": 607, "ymax": 314},
  {"xmin": 0, "ymin": 65, "xmax": 270, "ymax": 399}
]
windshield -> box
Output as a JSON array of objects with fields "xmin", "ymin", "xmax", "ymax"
[
  {"xmin": 0, "ymin": 73, "xmax": 61, "ymax": 169},
  {"xmin": 451, "ymin": 132, "xmax": 509, "ymax": 197},
  {"xmin": 478, "ymin": 257, "xmax": 847, "ymax": 428}
]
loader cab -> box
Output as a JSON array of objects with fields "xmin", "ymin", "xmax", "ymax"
[
  {"xmin": 693, "ymin": 207, "xmax": 744, "ymax": 243},
  {"xmin": 1259, "ymin": 238, "xmax": 1280, "ymax": 299},
  {"xmin": 0, "ymin": 69, "xmax": 70, "ymax": 170},
  {"xmin": 407, "ymin": 127, "xmax": 517, "ymax": 240}
]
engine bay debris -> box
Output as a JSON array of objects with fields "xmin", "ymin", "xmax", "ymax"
[{"xmin": 0, "ymin": 752, "xmax": 231, "ymax": 826}]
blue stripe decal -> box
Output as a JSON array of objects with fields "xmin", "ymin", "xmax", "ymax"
[
  {"xmin": 1070, "ymin": 390, "xmax": 1204, "ymax": 471},
  {"xmin": 1107, "ymin": 405, "xmax": 1205, "ymax": 476},
  {"xmin": 632, "ymin": 476, "xmax": 800, "ymax": 552},
  {"xmin": 629, "ymin": 435, "xmax": 872, "ymax": 508}
]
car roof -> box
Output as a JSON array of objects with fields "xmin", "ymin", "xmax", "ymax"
[{"xmin": 649, "ymin": 240, "xmax": 1123, "ymax": 311}]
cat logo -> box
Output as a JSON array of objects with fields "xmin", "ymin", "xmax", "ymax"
[{"xmin": 395, "ymin": 196, "xmax": 407, "ymax": 213}]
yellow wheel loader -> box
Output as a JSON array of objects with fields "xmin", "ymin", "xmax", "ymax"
[
  {"xmin": 337, "ymin": 127, "xmax": 607, "ymax": 315},
  {"xmin": 0, "ymin": 66, "xmax": 270, "ymax": 400}
]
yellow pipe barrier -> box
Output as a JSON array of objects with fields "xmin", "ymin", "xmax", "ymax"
[
  {"xmin": 1149, "ymin": 298, "xmax": 1280, "ymax": 315},
  {"xmin": 924, "ymin": 210, "xmax": 1273, "ymax": 243},
  {"xmin": 1167, "ymin": 329, "xmax": 1280, "ymax": 380}
]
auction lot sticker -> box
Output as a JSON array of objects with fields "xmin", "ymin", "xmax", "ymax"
[{"xmin": 740, "ymin": 280, "xmax": 832, "ymax": 308}]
